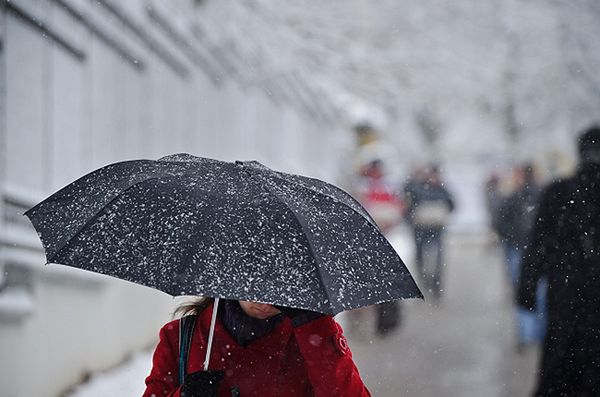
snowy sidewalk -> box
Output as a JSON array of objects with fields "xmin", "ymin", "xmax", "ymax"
[
  {"xmin": 67, "ymin": 352, "xmax": 153, "ymax": 397},
  {"xmin": 346, "ymin": 231, "xmax": 540, "ymax": 397}
]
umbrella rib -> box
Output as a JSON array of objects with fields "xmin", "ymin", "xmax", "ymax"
[
  {"xmin": 267, "ymin": 172, "xmax": 380, "ymax": 229},
  {"xmin": 47, "ymin": 176, "xmax": 161, "ymax": 262},
  {"xmin": 236, "ymin": 162, "xmax": 378, "ymax": 230},
  {"xmin": 244, "ymin": 171, "xmax": 336, "ymax": 314}
]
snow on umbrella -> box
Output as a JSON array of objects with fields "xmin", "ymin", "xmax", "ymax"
[
  {"xmin": 25, "ymin": 153, "xmax": 421, "ymax": 313},
  {"xmin": 26, "ymin": 153, "xmax": 422, "ymax": 369}
]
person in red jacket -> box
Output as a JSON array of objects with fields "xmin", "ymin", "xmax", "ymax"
[{"xmin": 142, "ymin": 298, "xmax": 371, "ymax": 397}]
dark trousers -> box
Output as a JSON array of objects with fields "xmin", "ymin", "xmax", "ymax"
[{"xmin": 414, "ymin": 228, "xmax": 444, "ymax": 298}]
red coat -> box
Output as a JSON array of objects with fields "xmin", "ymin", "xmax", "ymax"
[{"xmin": 143, "ymin": 304, "xmax": 371, "ymax": 397}]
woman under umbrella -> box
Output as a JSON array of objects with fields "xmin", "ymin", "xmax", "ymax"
[
  {"xmin": 142, "ymin": 298, "xmax": 371, "ymax": 397},
  {"xmin": 25, "ymin": 154, "xmax": 419, "ymax": 396}
]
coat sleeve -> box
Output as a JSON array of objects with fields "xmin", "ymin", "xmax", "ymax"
[
  {"xmin": 292, "ymin": 316, "xmax": 371, "ymax": 397},
  {"xmin": 142, "ymin": 321, "xmax": 183, "ymax": 397}
]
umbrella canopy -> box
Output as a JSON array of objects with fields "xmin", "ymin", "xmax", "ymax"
[{"xmin": 25, "ymin": 154, "xmax": 422, "ymax": 315}]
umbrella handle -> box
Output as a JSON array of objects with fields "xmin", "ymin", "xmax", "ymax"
[{"xmin": 203, "ymin": 297, "xmax": 220, "ymax": 371}]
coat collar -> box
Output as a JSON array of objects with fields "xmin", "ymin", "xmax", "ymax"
[
  {"xmin": 220, "ymin": 300, "xmax": 285, "ymax": 347},
  {"xmin": 199, "ymin": 302, "xmax": 293, "ymax": 358}
]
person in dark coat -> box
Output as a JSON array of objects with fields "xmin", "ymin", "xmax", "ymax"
[
  {"xmin": 497, "ymin": 163, "xmax": 546, "ymax": 350},
  {"xmin": 496, "ymin": 164, "xmax": 542, "ymax": 276},
  {"xmin": 518, "ymin": 125, "xmax": 600, "ymax": 396},
  {"xmin": 404, "ymin": 164, "xmax": 454, "ymax": 300},
  {"xmin": 143, "ymin": 298, "xmax": 371, "ymax": 397}
]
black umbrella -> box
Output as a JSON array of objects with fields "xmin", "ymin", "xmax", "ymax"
[{"xmin": 26, "ymin": 154, "xmax": 421, "ymax": 365}]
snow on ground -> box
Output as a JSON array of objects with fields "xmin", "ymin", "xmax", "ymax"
[{"xmin": 67, "ymin": 351, "xmax": 152, "ymax": 397}]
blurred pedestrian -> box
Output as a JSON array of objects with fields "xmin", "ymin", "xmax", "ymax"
[
  {"xmin": 496, "ymin": 163, "xmax": 546, "ymax": 351},
  {"xmin": 355, "ymin": 159, "xmax": 404, "ymax": 336},
  {"xmin": 344, "ymin": 123, "xmax": 405, "ymax": 338},
  {"xmin": 518, "ymin": 125, "xmax": 600, "ymax": 396},
  {"xmin": 361, "ymin": 160, "xmax": 403, "ymax": 336},
  {"xmin": 404, "ymin": 164, "xmax": 454, "ymax": 300}
]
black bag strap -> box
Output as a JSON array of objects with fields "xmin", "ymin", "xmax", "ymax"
[{"xmin": 178, "ymin": 314, "xmax": 197, "ymax": 386}]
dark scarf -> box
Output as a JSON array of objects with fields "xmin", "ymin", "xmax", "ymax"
[{"xmin": 220, "ymin": 300, "xmax": 284, "ymax": 347}]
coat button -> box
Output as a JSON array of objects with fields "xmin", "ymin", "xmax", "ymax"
[{"xmin": 335, "ymin": 335, "xmax": 349, "ymax": 355}]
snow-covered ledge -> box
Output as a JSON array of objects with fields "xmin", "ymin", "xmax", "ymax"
[
  {"xmin": 0, "ymin": 182, "xmax": 105, "ymax": 325},
  {"xmin": 0, "ymin": 286, "xmax": 35, "ymax": 322},
  {"xmin": 2, "ymin": 182, "xmax": 45, "ymax": 211}
]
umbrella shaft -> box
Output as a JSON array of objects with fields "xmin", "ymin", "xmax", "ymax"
[{"xmin": 204, "ymin": 297, "xmax": 220, "ymax": 371}]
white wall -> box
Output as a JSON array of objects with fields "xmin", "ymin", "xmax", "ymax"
[{"xmin": 0, "ymin": 1, "xmax": 343, "ymax": 396}]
